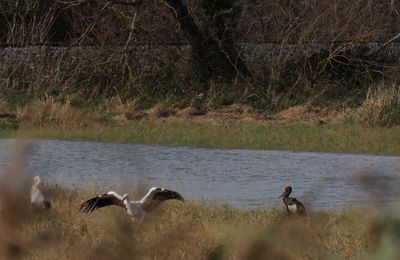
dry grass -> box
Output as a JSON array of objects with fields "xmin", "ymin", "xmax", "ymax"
[
  {"xmin": 357, "ymin": 85, "xmax": 400, "ymax": 127},
  {"xmin": 0, "ymin": 187, "xmax": 376, "ymax": 260},
  {"xmin": 145, "ymin": 104, "xmax": 177, "ymax": 120},
  {"xmin": 15, "ymin": 97, "xmax": 93, "ymax": 128},
  {"xmin": 272, "ymin": 105, "xmax": 354, "ymax": 125}
]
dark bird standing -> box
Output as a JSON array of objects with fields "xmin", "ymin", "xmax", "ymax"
[{"xmin": 279, "ymin": 186, "xmax": 306, "ymax": 216}]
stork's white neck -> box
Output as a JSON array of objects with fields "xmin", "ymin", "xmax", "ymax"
[{"xmin": 33, "ymin": 176, "xmax": 41, "ymax": 188}]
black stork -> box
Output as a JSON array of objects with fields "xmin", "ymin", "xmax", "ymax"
[{"xmin": 279, "ymin": 186, "xmax": 306, "ymax": 216}]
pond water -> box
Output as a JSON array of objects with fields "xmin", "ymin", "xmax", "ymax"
[{"xmin": 0, "ymin": 139, "xmax": 399, "ymax": 210}]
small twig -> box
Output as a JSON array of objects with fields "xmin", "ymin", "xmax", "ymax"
[
  {"xmin": 124, "ymin": 11, "xmax": 138, "ymax": 50},
  {"xmin": 162, "ymin": 0, "xmax": 179, "ymax": 18}
]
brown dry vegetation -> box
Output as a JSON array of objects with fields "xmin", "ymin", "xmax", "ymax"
[
  {"xmin": 357, "ymin": 85, "xmax": 400, "ymax": 127},
  {"xmin": 0, "ymin": 97, "xmax": 375, "ymax": 128},
  {"xmin": 15, "ymin": 97, "xmax": 94, "ymax": 128},
  {"xmin": 0, "ymin": 188, "xmax": 374, "ymax": 260},
  {"xmin": 0, "ymin": 93, "xmax": 397, "ymax": 131},
  {"xmin": 0, "ymin": 99, "xmax": 346, "ymax": 129}
]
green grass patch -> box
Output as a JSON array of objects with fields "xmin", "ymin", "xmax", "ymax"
[{"xmin": 13, "ymin": 121, "xmax": 400, "ymax": 155}]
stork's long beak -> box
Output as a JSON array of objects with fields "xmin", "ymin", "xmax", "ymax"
[{"xmin": 279, "ymin": 191, "xmax": 285, "ymax": 199}]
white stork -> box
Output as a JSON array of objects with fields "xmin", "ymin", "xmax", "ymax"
[
  {"xmin": 80, "ymin": 187, "xmax": 184, "ymax": 220},
  {"xmin": 31, "ymin": 176, "xmax": 51, "ymax": 209}
]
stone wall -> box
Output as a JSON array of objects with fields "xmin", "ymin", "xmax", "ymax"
[{"xmin": 1, "ymin": 42, "xmax": 399, "ymax": 64}]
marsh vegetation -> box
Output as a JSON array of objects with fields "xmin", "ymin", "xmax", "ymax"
[{"xmin": 0, "ymin": 161, "xmax": 398, "ymax": 260}]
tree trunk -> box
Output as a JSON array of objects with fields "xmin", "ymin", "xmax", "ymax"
[{"xmin": 162, "ymin": 0, "xmax": 249, "ymax": 82}]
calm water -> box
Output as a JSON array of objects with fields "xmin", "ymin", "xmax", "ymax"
[{"xmin": 0, "ymin": 139, "xmax": 399, "ymax": 210}]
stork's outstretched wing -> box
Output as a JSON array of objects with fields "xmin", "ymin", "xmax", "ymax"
[
  {"xmin": 142, "ymin": 188, "xmax": 184, "ymax": 212},
  {"xmin": 80, "ymin": 191, "xmax": 125, "ymax": 213},
  {"xmin": 153, "ymin": 189, "xmax": 184, "ymax": 202}
]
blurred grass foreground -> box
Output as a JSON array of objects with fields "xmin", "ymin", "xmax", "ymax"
[{"xmin": 0, "ymin": 145, "xmax": 399, "ymax": 259}]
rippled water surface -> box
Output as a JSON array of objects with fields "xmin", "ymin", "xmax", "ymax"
[{"xmin": 0, "ymin": 139, "xmax": 399, "ymax": 210}]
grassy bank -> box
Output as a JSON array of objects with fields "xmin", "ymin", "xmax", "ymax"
[
  {"xmin": 1, "ymin": 186, "xmax": 399, "ymax": 259},
  {"xmin": 6, "ymin": 120, "xmax": 400, "ymax": 155},
  {"xmin": 1, "ymin": 87, "xmax": 400, "ymax": 155}
]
